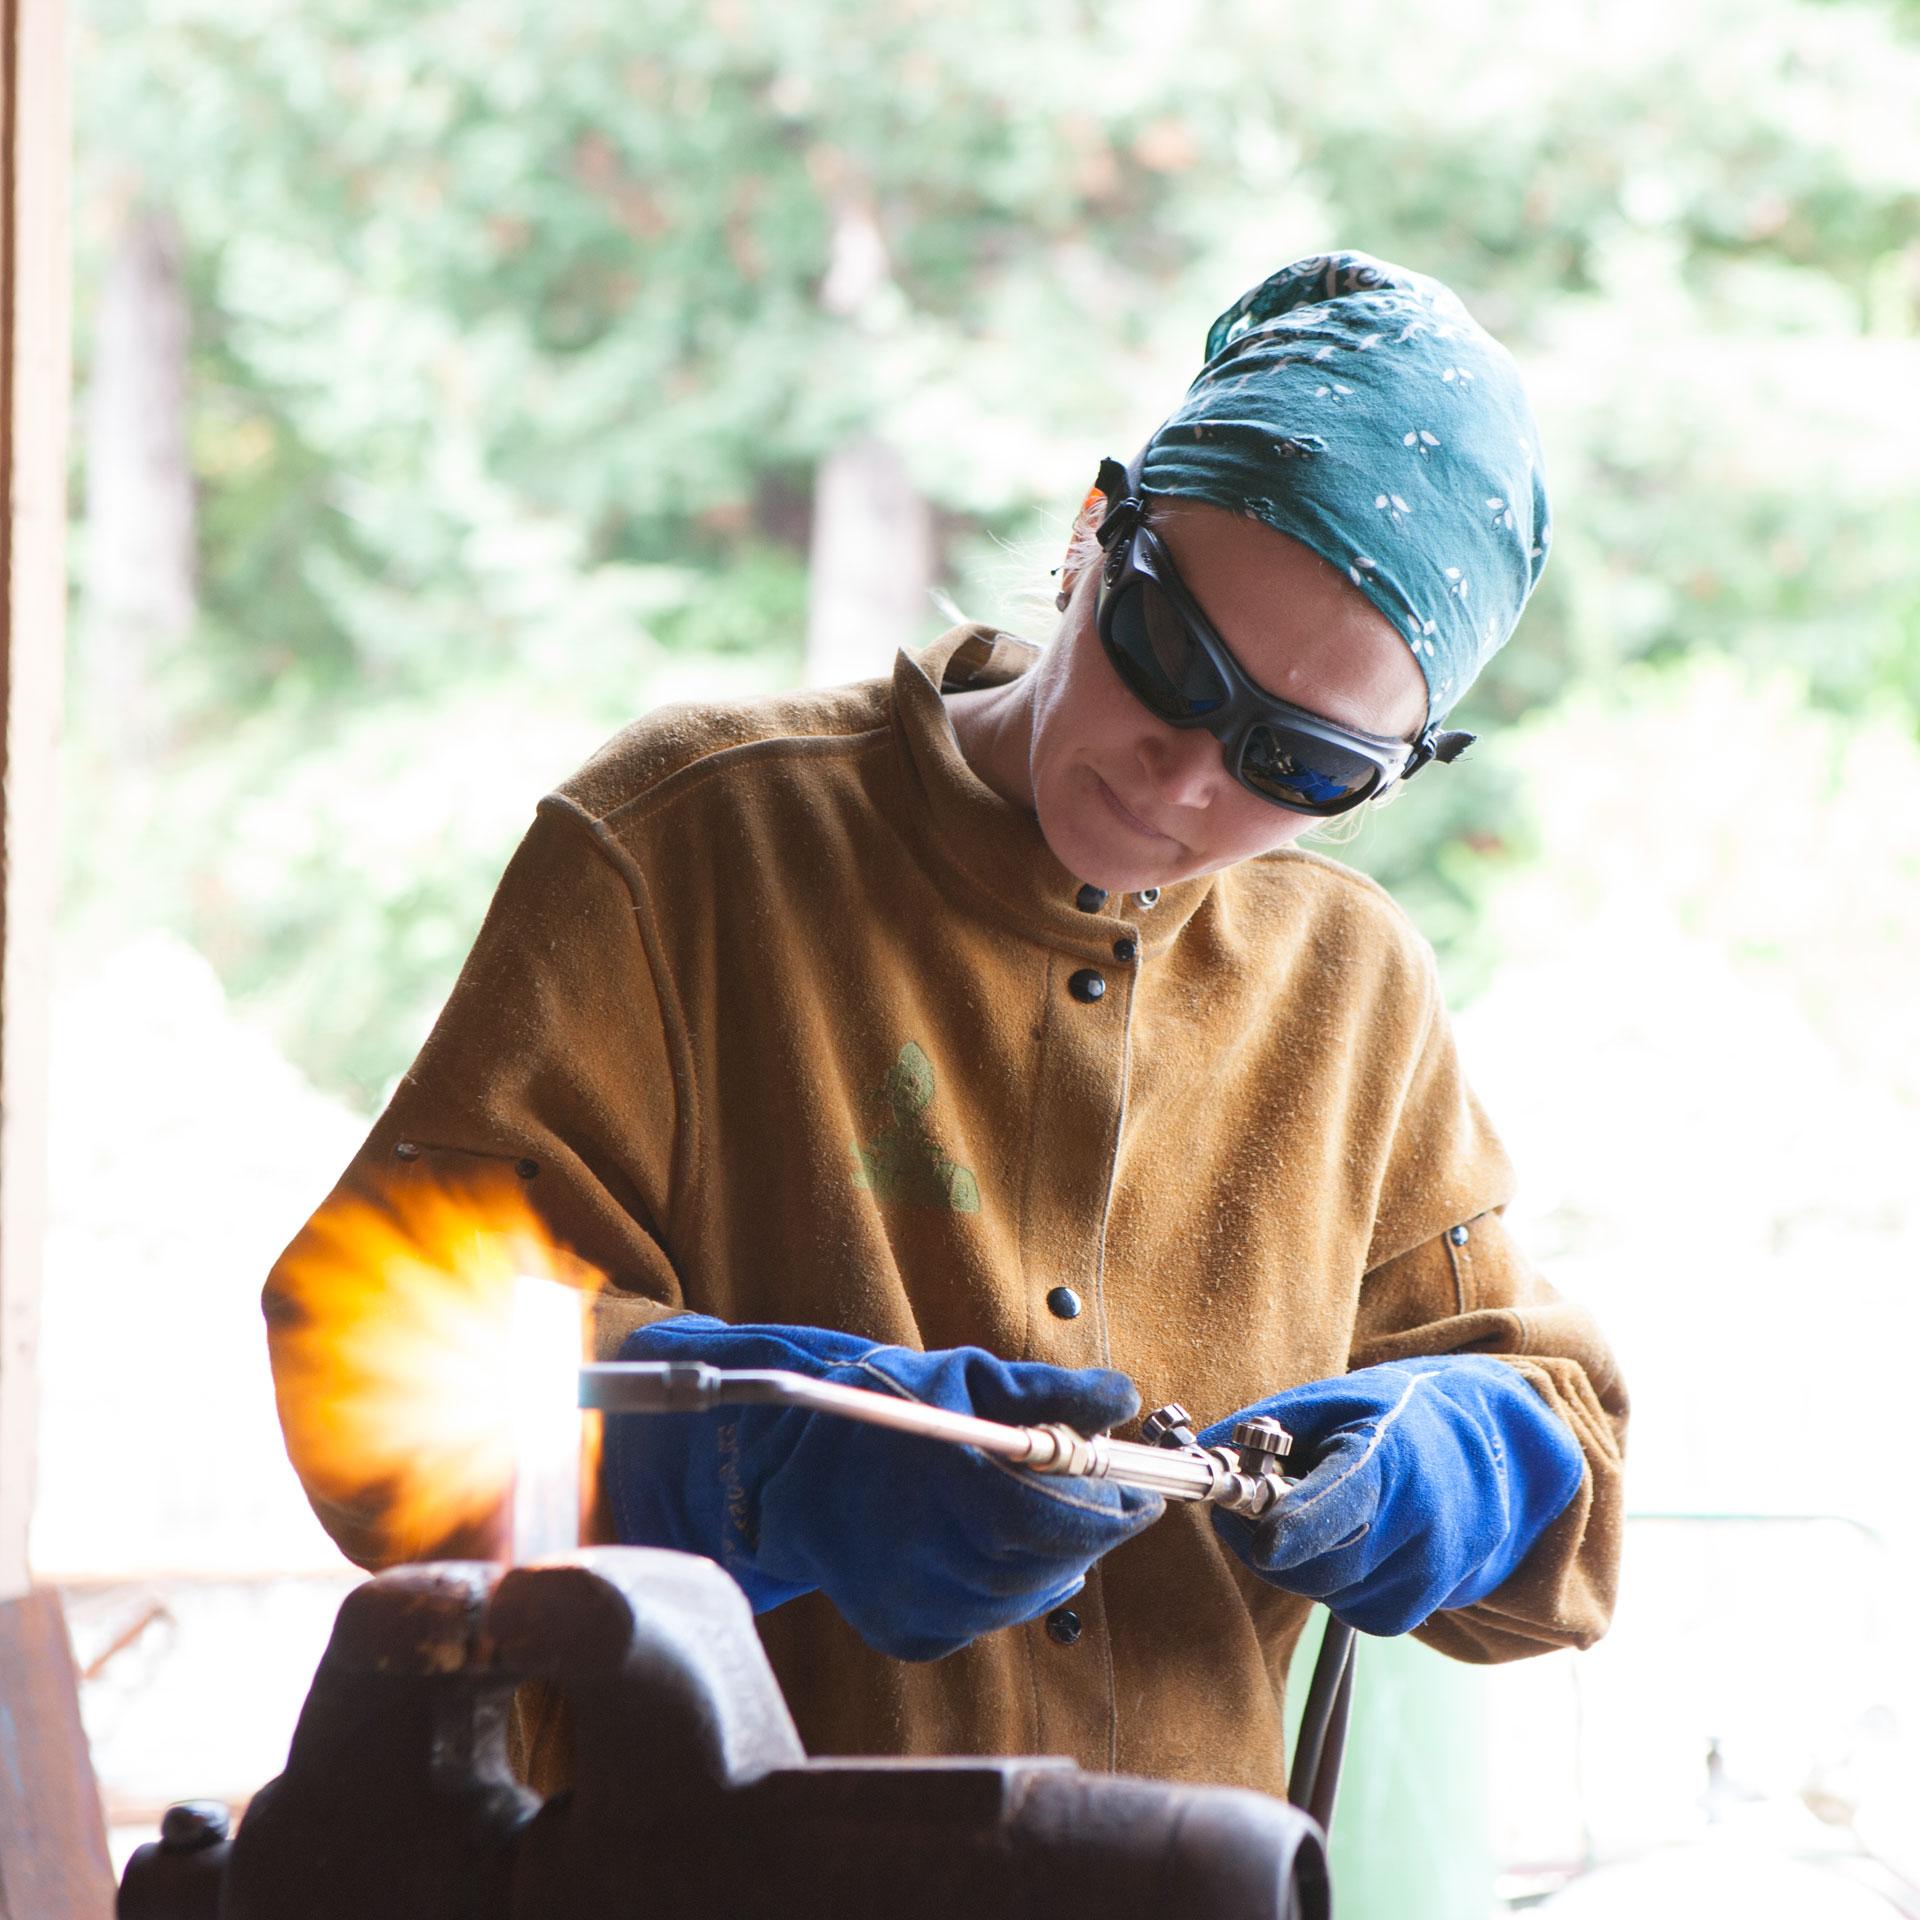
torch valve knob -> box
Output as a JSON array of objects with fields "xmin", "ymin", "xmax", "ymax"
[
  {"xmin": 1231, "ymin": 1416, "xmax": 1294, "ymax": 1476},
  {"xmin": 1141, "ymin": 1404, "xmax": 1198, "ymax": 1450}
]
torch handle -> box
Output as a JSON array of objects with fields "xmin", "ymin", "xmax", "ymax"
[{"xmin": 578, "ymin": 1362, "xmax": 1291, "ymax": 1517}]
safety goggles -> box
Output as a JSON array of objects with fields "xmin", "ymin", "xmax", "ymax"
[{"xmin": 1089, "ymin": 457, "xmax": 1473, "ymax": 817}]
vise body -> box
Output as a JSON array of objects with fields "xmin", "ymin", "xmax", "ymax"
[{"xmin": 118, "ymin": 1547, "xmax": 1328, "ymax": 1920}]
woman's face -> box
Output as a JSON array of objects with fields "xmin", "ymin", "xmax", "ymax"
[{"xmin": 1026, "ymin": 498, "xmax": 1432, "ymax": 893}]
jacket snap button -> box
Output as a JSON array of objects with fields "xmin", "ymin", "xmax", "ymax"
[
  {"xmin": 1112, "ymin": 936, "xmax": 1137, "ymax": 963},
  {"xmin": 1068, "ymin": 968, "xmax": 1106, "ymax": 1003},
  {"xmin": 1046, "ymin": 1606, "xmax": 1083, "ymax": 1646},
  {"xmin": 1134, "ymin": 888, "xmax": 1161, "ymax": 909},
  {"xmin": 393, "ymin": 1140, "xmax": 420, "ymax": 1161},
  {"xmin": 1075, "ymin": 883, "xmax": 1108, "ymax": 913},
  {"xmin": 1449, "ymin": 1224, "xmax": 1470, "ymax": 1246},
  {"xmin": 1046, "ymin": 1286, "xmax": 1082, "ymax": 1320}
]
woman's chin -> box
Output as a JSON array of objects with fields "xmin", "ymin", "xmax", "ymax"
[{"xmin": 1036, "ymin": 801, "xmax": 1181, "ymax": 894}]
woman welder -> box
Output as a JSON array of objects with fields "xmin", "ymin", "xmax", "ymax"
[{"xmin": 266, "ymin": 250, "xmax": 1627, "ymax": 1796}]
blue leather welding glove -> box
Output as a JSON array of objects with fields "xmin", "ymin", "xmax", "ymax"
[
  {"xmin": 1200, "ymin": 1356, "xmax": 1584, "ymax": 1636},
  {"xmin": 603, "ymin": 1315, "xmax": 1163, "ymax": 1662}
]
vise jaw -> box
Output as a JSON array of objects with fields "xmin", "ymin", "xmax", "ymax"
[{"xmin": 119, "ymin": 1548, "xmax": 1328, "ymax": 1920}]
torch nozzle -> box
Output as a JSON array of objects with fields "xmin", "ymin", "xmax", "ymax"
[{"xmin": 580, "ymin": 1360, "xmax": 727, "ymax": 1413}]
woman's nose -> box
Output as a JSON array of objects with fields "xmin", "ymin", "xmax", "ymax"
[{"xmin": 1135, "ymin": 723, "xmax": 1220, "ymax": 809}]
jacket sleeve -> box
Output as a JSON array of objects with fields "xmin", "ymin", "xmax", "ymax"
[
  {"xmin": 1349, "ymin": 968, "xmax": 1629, "ymax": 1661},
  {"xmin": 262, "ymin": 796, "xmax": 687, "ymax": 1569}
]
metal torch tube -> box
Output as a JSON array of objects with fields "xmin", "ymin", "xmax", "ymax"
[
  {"xmin": 578, "ymin": 1362, "xmax": 1271, "ymax": 1509},
  {"xmin": 581, "ymin": 1363, "xmax": 1084, "ymax": 1466},
  {"xmin": 729, "ymin": 1372, "xmax": 1068, "ymax": 1465}
]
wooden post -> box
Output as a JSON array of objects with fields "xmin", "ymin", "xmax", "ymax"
[
  {"xmin": 0, "ymin": 0, "xmax": 115, "ymax": 1912},
  {"xmin": 1, "ymin": 0, "xmax": 69, "ymax": 1614},
  {"xmin": 0, "ymin": 1592, "xmax": 115, "ymax": 1915}
]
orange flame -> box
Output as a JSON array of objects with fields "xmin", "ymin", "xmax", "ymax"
[{"xmin": 270, "ymin": 1166, "xmax": 604, "ymax": 1564}]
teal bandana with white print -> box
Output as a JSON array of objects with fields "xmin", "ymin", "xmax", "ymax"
[{"xmin": 1139, "ymin": 250, "xmax": 1552, "ymax": 722}]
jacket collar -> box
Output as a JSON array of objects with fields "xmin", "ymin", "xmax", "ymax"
[{"xmin": 889, "ymin": 623, "xmax": 1219, "ymax": 958}]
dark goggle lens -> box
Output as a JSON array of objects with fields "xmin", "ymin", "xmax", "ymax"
[
  {"xmin": 1105, "ymin": 579, "xmax": 1230, "ymax": 723},
  {"xmin": 1240, "ymin": 723, "xmax": 1381, "ymax": 813}
]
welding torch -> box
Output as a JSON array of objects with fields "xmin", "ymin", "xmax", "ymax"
[{"xmin": 579, "ymin": 1362, "xmax": 1297, "ymax": 1518}]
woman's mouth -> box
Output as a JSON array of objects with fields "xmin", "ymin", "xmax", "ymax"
[{"xmin": 1092, "ymin": 772, "xmax": 1179, "ymax": 845}]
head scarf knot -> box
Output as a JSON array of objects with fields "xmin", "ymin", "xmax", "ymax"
[{"xmin": 1138, "ymin": 250, "xmax": 1552, "ymax": 722}]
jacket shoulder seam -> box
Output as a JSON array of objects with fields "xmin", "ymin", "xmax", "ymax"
[
  {"xmin": 537, "ymin": 792, "xmax": 705, "ymax": 1240},
  {"xmin": 585, "ymin": 724, "xmax": 896, "ymax": 834},
  {"xmin": 1253, "ymin": 842, "xmax": 1425, "ymax": 926}
]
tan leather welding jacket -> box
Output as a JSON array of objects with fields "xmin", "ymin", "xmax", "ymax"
[{"xmin": 264, "ymin": 624, "xmax": 1628, "ymax": 1798}]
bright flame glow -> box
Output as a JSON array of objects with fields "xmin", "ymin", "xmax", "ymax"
[
  {"xmin": 510, "ymin": 1270, "xmax": 589, "ymax": 1563},
  {"xmin": 270, "ymin": 1166, "xmax": 602, "ymax": 1563}
]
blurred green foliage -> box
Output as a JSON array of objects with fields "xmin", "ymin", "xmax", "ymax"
[{"xmin": 66, "ymin": 0, "xmax": 1920, "ymax": 1106}]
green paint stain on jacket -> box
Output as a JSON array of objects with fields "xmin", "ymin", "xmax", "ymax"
[{"xmin": 851, "ymin": 1042, "xmax": 981, "ymax": 1213}]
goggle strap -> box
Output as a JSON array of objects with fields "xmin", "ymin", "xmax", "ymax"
[
  {"xmin": 1092, "ymin": 456, "xmax": 1140, "ymax": 554},
  {"xmin": 1402, "ymin": 727, "xmax": 1476, "ymax": 781}
]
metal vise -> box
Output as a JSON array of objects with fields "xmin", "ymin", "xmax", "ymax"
[{"xmin": 118, "ymin": 1547, "xmax": 1328, "ymax": 1920}]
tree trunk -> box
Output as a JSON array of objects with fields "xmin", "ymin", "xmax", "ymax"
[
  {"xmin": 804, "ymin": 193, "xmax": 935, "ymax": 688},
  {"xmin": 804, "ymin": 435, "xmax": 936, "ymax": 687}
]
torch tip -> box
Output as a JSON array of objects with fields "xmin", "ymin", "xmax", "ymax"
[{"xmin": 579, "ymin": 1360, "xmax": 723, "ymax": 1414}]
